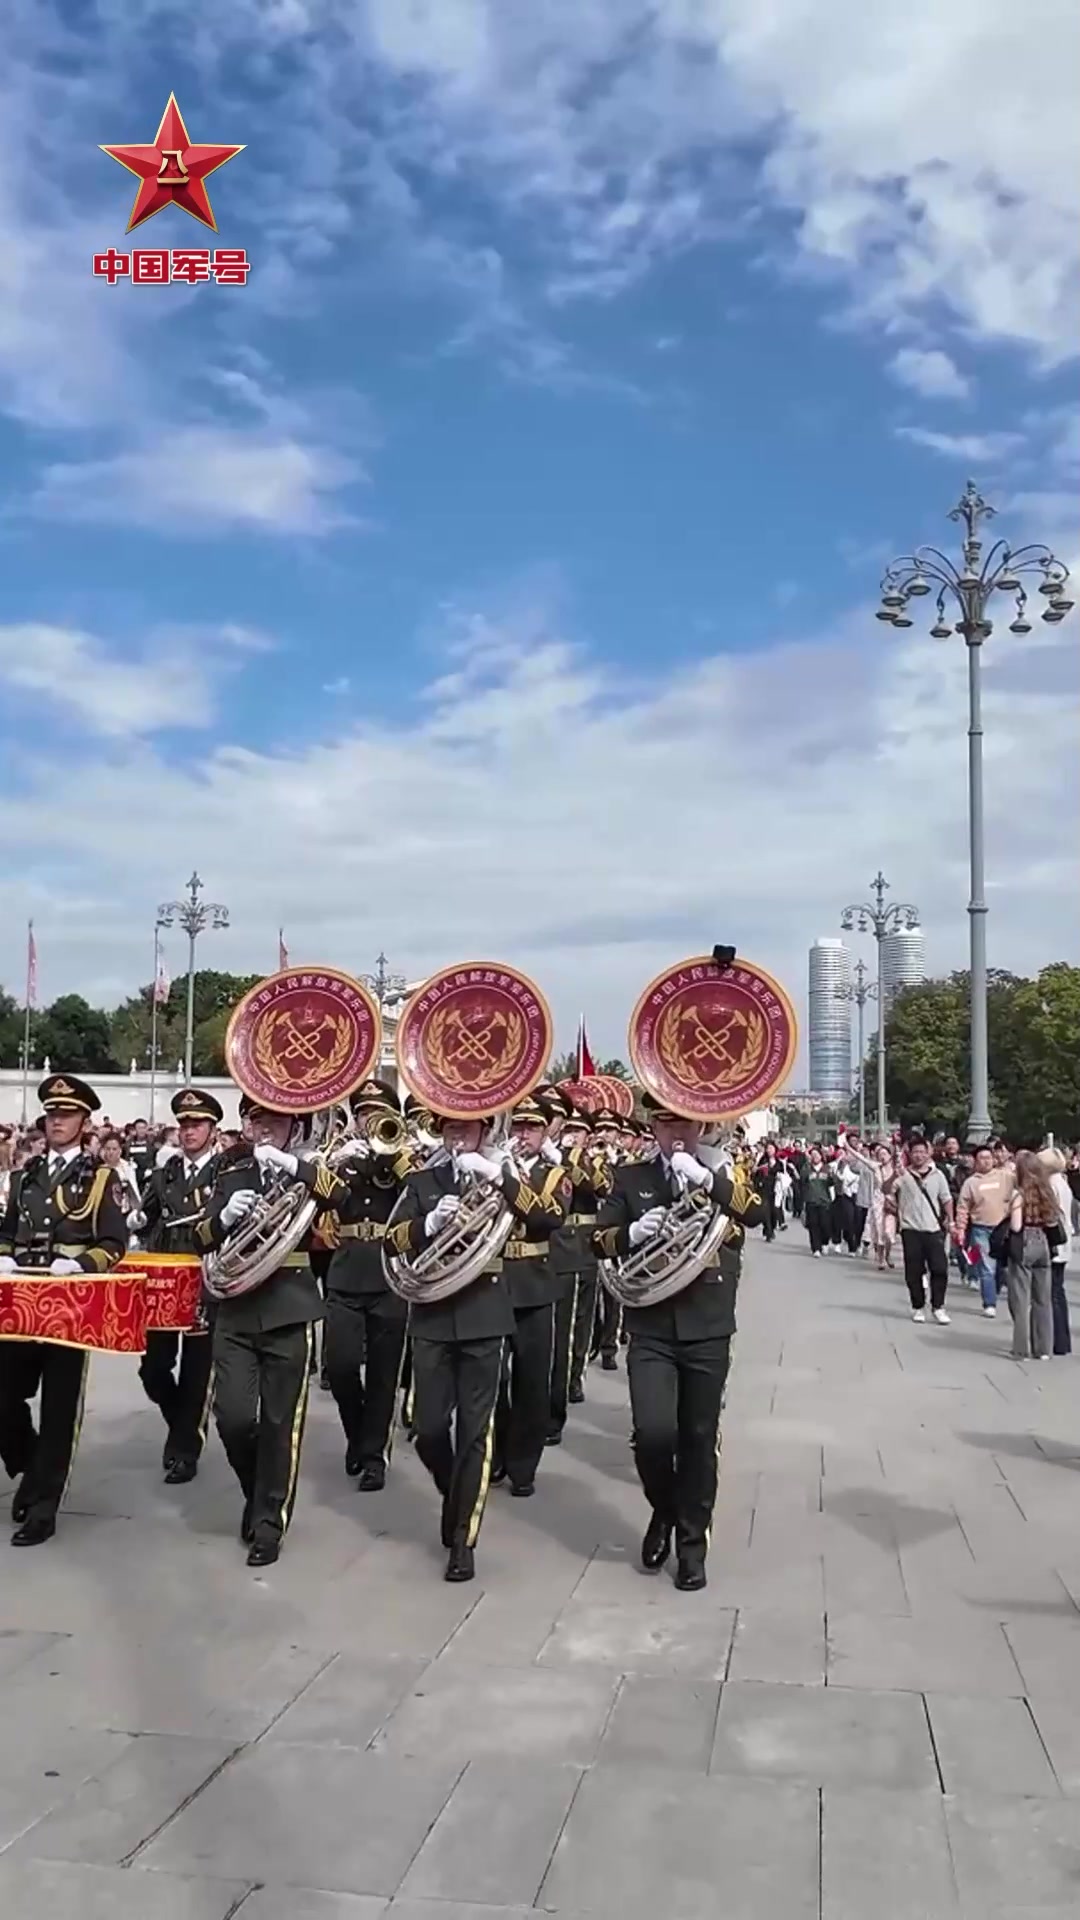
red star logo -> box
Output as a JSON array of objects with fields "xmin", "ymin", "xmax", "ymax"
[{"xmin": 100, "ymin": 93, "xmax": 244, "ymax": 233}]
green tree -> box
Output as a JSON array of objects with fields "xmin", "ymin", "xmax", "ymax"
[
  {"xmin": 0, "ymin": 988, "xmax": 24, "ymax": 1069},
  {"xmin": 872, "ymin": 965, "xmax": 1080, "ymax": 1143},
  {"xmin": 35, "ymin": 994, "xmax": 118, "ymax": 1073},
  {"xmin": 108, "ymin": 970, "xmax": 262, "ymax": 1078}
]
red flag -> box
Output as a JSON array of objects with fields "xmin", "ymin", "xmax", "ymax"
[
  {"xmin": 26, "ymin": 921, "xmax": 37, "ymax": 1009},
  {"xmin": 576, "ymin": 1014, "xmax": 597, "ymax": 1078},
  {"xmin": 278, "ymin": 929, "xmax": 289, "ymax": 970}
]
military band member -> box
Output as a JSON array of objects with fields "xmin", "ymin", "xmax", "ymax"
[
  {"xmin": 385, "ymin": 1112, "xmax": 516, "ymax": 1583},
  {"xmin": 323, "ymin": 1078, "xmax": 412, "ymax": 1491},
  {"xmin": 194, "ymin": 1097, "xmax": 349, "ymax": 1566},
  {"xmin": 492, "ymin": 1097, "xmax": 570, "ymax": 1494},
  {"xmin": 131, "ymin": 1086, "xmax": 222, "ymax": 1483},
  {"xmin": 0, "ymin": 1075, "xmax": 127, "ymax": 1546},
  {"xmin": 548, "ymin": 1105, "xmax": 612, "ymax": 1437},
  {"xmin": 595, "ymin": 1093, "xmax": 763, "ymax": 1591},
  {"xmin": 589, "ymin": 1108, "xmax": 626, "ymax": 1371}
]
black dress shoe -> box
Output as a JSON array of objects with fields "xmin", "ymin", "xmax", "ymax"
[
  {"xmin": 674, "ymin": 1559, "xmax": 707, "ymax": 1592},
  {"xmin": 641, "ymin": 1513, "xmax": 673, "ymax": 1572},
  {"xmin": 569, "ymin": 1382, "xmax": 585, "ymax": 1405},
  {"xmin": 345, "ymin": 1446, "xmax": 363, "ymax": 1477},
  {"xmin": 445, "ymin": 1543, "xmax": 475, "ymax": 1582},
  {"xmin": 490, "ymin": 1463, "xmax": 507, "ymax": 1486},
  {"xmin": 510, "ymin": 1481, "xmax": 535, "ymax": 1498},
  {"xmin": 164, "ymin": 1460, "xmax": 197, "ymax": 1485},
  {"xmin": 319, "ymin": 1369, "xmax": 331, "ymax": 1392},
  {"xmin": 601, "ymin": 1354, "xmax": 618, "ymax": 1372},
  {"xmin": 240, "ymin": 1501, "xmax": 255, "ymax": 1545},
  {"xmin": 356, "ymin": 1465, "xmax": 385, "ymax": 1493},
  {"xmin": 12, "ymin": 1516, "xmax": 55, "ymax": 1547},
  {"xmin": 247, "ymin": 1539, "xmax": 280, "ymax": 1568},
  {"xmin": 162, "ymin": 1453, "xmax": 178, "ymax": 1474},
  {"xmin": 544, "ymin": 1429, "xmax": 562, "ymax": 1447},
  {"xmin": 11, "ymin": 1488, "xmax": 31, "ymax": 1526}
]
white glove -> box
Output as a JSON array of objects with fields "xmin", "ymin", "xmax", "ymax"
[
  {"xmin": 254, "ymin": 1144, "xmax": 298, "ymax": 1177},
  {"xmin": 127, "ymin": 1209, "xmax": 147, "ymax": 1233},
  {"xmin": 424, "ymin": 1193, "xmax": 461, "ymax": 1238},
  {"xmin": 49, "ymin": 1257, "xmax": 83, "ymax": 1276},
  {"xmin": 671, "ymin": 1151, "xmax": 713, "ymax": 1190},
  {"xmin": 541, "ymin": 1139, "xmax": 562, "ymax": 1165},
  {"xmin": 456, "ymin": 1151, "xmax": 503, "ymax": 1183},
  {"xmin": 628, "ymin": 1206, "xmax": 668, "ymax": 1249},
  {"xmin": 221, "ymin": 1188, "xmax": 259, "ymax": 1229},
  {"xmin": 0, "ymin": 1256, "xmax": 16, "ymax": 1274}
]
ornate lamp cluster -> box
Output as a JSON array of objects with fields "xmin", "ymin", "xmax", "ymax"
[{"xmin": 875, "ymin": 480, "xmax": 1073, "ymax": 642}]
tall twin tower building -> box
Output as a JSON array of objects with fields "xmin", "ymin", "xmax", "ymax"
[{"xmin": 808, "ymin": 929, "xmax": 926, "ymax": 1098}]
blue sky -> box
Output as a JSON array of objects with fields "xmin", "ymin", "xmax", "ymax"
[{"xmin": 1, "ymin": 0, "xmax": 1077, "ymax": 1069}]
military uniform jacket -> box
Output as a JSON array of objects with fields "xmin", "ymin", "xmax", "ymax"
[
  {"xmin": 386, "ymin": 1159, "xmax": 516, "ymax": 1342},
  {"xmin": 0, "ymin": 1152, "xmax": 127, "ymax": 1275},
  {"xmin": 140, "ymin": 1151, "xmax": 220, "ymax": 1257},
  {"xmin": 550, "ymin": 1145, "xmax": 613, "ymax": 1278},
  {"xmin": 194, "ymin": 1147, "xmax": 349, "ymax": 1334},
  {"xmin": 500, "ymin": 1155, "xmax": 571, "ymax": 1308},
  {"xmin": 325, "ymin": 1149, "xmax": 413, "ymax": 1297},
  {"xmin": 594, "ymin": 1156, "xmax": 764, "ymax": 1341}
]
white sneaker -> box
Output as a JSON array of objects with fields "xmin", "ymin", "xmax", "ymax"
[
  {"xmin": 982, "ymin": 1305, "xmax": 996, "ymax": 1318},
  {"xmin": 812, "ymin": 1251, "xmax": 822, "ymax": 1259},
  {"xmin": 912, "ymin": 1308, "xmax": 926, "ymax": 1323},
  {"xmin": 933, "ymin": 1307, "xmax": 951, "ymax": 1325}
]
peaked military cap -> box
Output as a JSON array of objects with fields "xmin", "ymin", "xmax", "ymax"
[
  {"xmin": 591, "ymin": 1107, "xmax": 623, "ymax": 1130},
  {"xmin": 509, "ymin": 1096, "xmax": 548, "ymax": 1126},
  {"xmin": 172, "ymin": 1086, "xmax": 224, "ymax": 1124},
  {"xmin": 640, "ymin": 1092, "xmax": 690, "ymax": 1125},
  {"xmin": 350, "ymin": 1077, "xmax": 401, "ymax": 1113},
  {"xmin": 39, "ymin": 1073, "xmax": 99, "ymax": 1115}
]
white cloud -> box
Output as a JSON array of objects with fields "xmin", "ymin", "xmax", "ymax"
[
  {"xmin": 1, "ymin": 593, "xmax": 1076, "ymax": 1068},
  {"xmin": 31, "ymin": 427, "xmax": 364, "ymax": 535},
  {"xmin": 895, "ymin": 426, "xmax": 1024, "ymax": 465},
  {"xmin": 0, "ymin": 621, "xmax": 264, "ymax": 736},
  {"xmin": 889, "ymin": 348, "xmax": 970, "ymax": 401}
]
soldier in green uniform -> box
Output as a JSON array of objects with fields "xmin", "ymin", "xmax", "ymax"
[
  {"xmin": 0, "ymin": 1074, "xmax": 127, "ymax": 1546},
  {"xmin": 548, "ymin": 1103, "xmax": 613, "ymax": 1439},
  {"xmin": 194, "ymin": 1097, "xmax": 350, "ymax": 1566},
  {"xmin": 131, "ymin": 1086, "xmax": 222, "ymax": 1483},
  {"xmin": 491, "ymin": 1096, "xmax": 570, "ymax": 1494},
  {"xmin": 595, "ymin": 1093, "xmax": 763, "ymax": 1591},
  {"xmin": 386, "ymin": 1106, "xmax": 567, "ymax": 1582},
  {"xmin": 323, "ymin": 1078, "xmax": 412, "ymax": 1490}
]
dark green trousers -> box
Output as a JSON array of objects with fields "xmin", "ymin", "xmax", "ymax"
[{"xmin": 212, "ymin": 1321, "xmax": 313, "ymax": 1546}]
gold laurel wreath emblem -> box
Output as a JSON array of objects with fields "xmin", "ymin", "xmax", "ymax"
[
  {"xmin": 254, "ymin": 1007, "xmax": 354, "ymax": 1091},
  {"xmin": 657, "ymin": 1000, "xmax": 768, "ymax": 1093},
  {"xmin": 425, "ymin": 1002, "xmax": 526, "ymax": 1092}
]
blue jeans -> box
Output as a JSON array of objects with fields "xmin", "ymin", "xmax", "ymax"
[{"xmin": 969, "ymin": 1225, "xmax": 998, "ymax": 1309}]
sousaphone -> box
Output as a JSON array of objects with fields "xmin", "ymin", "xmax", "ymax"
[
  {"xmin": 383, "ymin": 961, "xmax": 553, "ymax": 1304},
  {"xmin": 602, "ymin": 953, "xmax": 798, "ymax": 1310},
  {"xmin": 204, "ymin": 966, "xmax": 382, "ymax": 1299}
]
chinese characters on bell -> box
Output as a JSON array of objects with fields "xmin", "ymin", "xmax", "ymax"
[{"xmin": 92, "ymin": 247, "xmax": 250, "ymax": 285}]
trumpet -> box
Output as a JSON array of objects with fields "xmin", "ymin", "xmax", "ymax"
[{"xmin": 327, "ymin": 1107, "xmax": 409, "ymax": 1167}]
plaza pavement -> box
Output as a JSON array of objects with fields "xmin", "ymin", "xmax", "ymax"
[{"xmin": 3, "ymin": 1231, "xmax": 1080, "ymax": 1919}]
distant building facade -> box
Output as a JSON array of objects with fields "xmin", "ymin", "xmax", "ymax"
[
  {"xmin": 808, "ymin": 938, "xmax": 852, "ymax": 1098},
  {"xmin": 881, "ymin": 927, "xmax": 926, "ymax": 1009}
]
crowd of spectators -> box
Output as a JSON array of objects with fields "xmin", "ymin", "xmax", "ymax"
[{"xmin": 756, "ymin": 1131, "xmax": 1079, "ymax": 1357}]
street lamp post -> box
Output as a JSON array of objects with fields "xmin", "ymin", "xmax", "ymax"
[
  {"xmin": 841, "ymin": 873, "xmax": 920, "ymax": 1139},
  {"xmin": 835, "ymin": 957, "xmax": 878, "ymax": 1136},
  {"xmin": 875, "ymin": 481, "xmax": 1072, "ymax": 1143},
  {"xmin": 361, "ymin": 952, "xmax": 407, "ymax": 1072},
  {"xmin": 157, "ymin": 873, "xmax": 230, "ymax": 1084}
]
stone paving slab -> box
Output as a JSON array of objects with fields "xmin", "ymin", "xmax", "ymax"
[{"xmin": 1, "ymin": 1232, "xmax": 1079, "ymax": 1917}]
